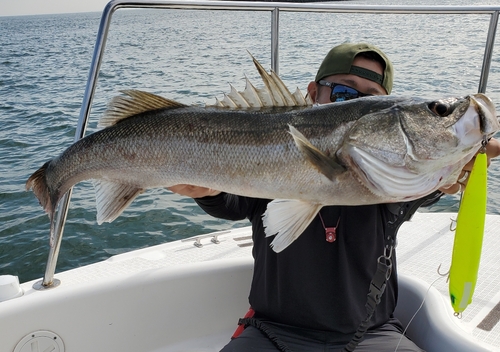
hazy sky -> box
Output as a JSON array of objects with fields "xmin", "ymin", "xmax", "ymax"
[{"xmin": 0, "ymin": 0, "xmax": 110, "ymax": 17}]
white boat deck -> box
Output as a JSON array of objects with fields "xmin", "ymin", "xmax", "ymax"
[
  {"xmin": 54, "ymin": 226, "xmax": 254, "ymax": 287},
  {"xmin": 1, "ymin": 211, "xmax": 498, "ymax": 352},
  {"xmin": 397, "ymin": 212, "xmax": 500, "ymax": 350},
  {"xmin": 91, "ymin": 211, "xmax": 500, "ymax": 351}
]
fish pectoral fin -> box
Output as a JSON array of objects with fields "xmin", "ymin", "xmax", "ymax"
[
  {"xmin": 289, "ymin": 125, "xmax": 345, "ymax": 180},
  {"xmin": 99, "ymin": 90, "xmax": 187, "ymax": 127},
  {"xmin": 262, "ymin": 199, "xmax": 322, "ymax": 253},
  {"xmin": 93, "ymin": 180, "xmax": 145, "ymax": 224}
]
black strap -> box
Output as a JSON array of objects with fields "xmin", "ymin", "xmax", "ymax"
[
  {"xmin": 343, "ymin": 192, "xmax": 443, "ymax": 351},
  {"xmin": 349, "ymin": 66, "xmax": 384, "ymax": 85},
  {"xmin": 238, "ymin": 317, "xmax": 293, "ymax": 352},
  {"xmin": 343, "ymin": 256, "xmax": 392, "ymax": 352}
]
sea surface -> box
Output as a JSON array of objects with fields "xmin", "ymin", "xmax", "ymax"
[{"xmin": 2, "ymin": 0, "xmax": 500, "ymax": 283}]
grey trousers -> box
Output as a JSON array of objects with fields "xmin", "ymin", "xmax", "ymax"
[{"xmin": 220, "ymin": 322, "xmax": 424, "ymax": 352}]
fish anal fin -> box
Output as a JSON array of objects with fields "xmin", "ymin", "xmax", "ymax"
[
  {"xmin": 263, "ymin": 200, "xmax": 323, "ymax": 252},
  {"xmin": 93, "ymin": 180, "xmax": 145, "ymax": 224},
  {"xmin": 99, "ymin": 90, "xmax": 187, "ymax": 128},
  {"xmin": 289, "ymin": 125, "xmax": 346, "ymax": 180}
]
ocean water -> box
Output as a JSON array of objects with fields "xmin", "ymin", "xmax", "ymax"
[{"xmin": 2, "ymin": 0, "xmax": 500, "ymax": 283}]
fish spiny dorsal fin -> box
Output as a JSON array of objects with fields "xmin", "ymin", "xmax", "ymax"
[
  {"xmin": 99, "ymin": 90, "xmax": 187, "ymax": 128},
  {"xmin": 243, "ymin": 75, "xmax": 273, "ymax": 107},
  {"xmin": 223, "ymin": 84, "xmax": 252, "ymax": 108},
  {"xmin": 240, "ymin": 75, "xmax": 273, "ymax": 108},
  {"xmin": 295, "ymin": 88, "xmax": 313, "ymax": 106},
  {"xmin": 206, "ymin": 51, "xmax": 312, "ymax": 108},
  {"xmin": 212, "ymin": 97, "xmax": 224, "ymax": 107},
  {"xmin": 249, "ymin": 52, "xmax": 288, "ymax": 106}
]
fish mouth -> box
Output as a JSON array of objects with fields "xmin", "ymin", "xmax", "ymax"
[
  {"xmin": 469, "ymin": 93, "xmax": 500, "ymax": 136},
  {"xmin": 452, "ymin": 94, "xmax": 498, "ymax": 146}
]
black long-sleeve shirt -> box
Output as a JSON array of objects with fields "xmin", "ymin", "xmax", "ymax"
[{"xmin": 195, "ymin": 192, "xmax": 441, "ymax": 343}]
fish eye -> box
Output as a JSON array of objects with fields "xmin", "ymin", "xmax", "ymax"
[{"xmin": 428, "ymin": 101, "xmax": 452, "ymax": 117}]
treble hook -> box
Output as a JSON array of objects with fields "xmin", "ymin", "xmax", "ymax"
[
  {"xmin": 480, "ymin": 135, "xmax": 488, "ymax": 154},
  {"xmin": 437, "ymin": 263, "xmax": 450, "ymax": 282},
  {"xmin": 449, "ymin": 217, "xmax": 457, "ymax": 231}
]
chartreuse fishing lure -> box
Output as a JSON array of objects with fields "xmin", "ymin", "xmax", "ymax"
[{"xmin": 449, "ymin": 141, "xmax": 488, "ymax": 314}]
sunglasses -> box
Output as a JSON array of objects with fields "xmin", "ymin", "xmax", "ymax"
[{"xmin": 318, "ymin": 80, "xmax": 373, "ymax": 102}]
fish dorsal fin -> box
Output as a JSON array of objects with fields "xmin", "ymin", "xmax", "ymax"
[
  {"xmin": 207, "ymin": 52, "xmax": 313, "ymax": 108},
  {"xmin": 241, "ymin": 76, "xmax": 267, "ymax": 107},
  {"xmin": 93, "ymin": 180, "xmax": 145, "ymax": 224},
  {"xmin": 99, "ymin": 90, "xmax": 187, "ymax": 127},
  {"xmin": 250, "ymin": 51, "xmax": 294, "ymax": 106},
  {"xmin": 289, "ymin": 125, "xmax": 346, "ymax": 179}
]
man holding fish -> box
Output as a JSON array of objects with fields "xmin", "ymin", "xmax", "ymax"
[
  {"xmin": 169, "ymin": 43, "xmax": 500, "ymax": 351},
  {"xmin": 26, "ymin": 38, "xmax": 500, "ymax": 350}
]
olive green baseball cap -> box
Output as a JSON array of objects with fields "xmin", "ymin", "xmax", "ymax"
[{"xmin": 315, "ymin": 42, "xmax": 394, "ymax": 94}]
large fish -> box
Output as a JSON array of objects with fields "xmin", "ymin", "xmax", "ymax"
[{"xmin": 26, "ymin": 57, "xmax": 499, "ymax": 252}]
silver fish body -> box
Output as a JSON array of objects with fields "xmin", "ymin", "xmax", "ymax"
[
  {"xmin": 26, "ymin": 73, "xmax": 499, "ymax": 252},
  {"xmin": 29, "ymin": 97, "xmax": 406, "ymax": 210},
  {"xmin": 27, "ymin": 91, "xmax": 499, "ymax": 251}
]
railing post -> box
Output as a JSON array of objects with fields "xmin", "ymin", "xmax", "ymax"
[
  {"xmin": 33, "ymin": 1, "xmax": 119, "ymax": 290},
  {"xmin": 478, "ymin": 10, "xmax": 499, "ymax": 93},
  {"xmin": 271, "ymin": 7, "xmax": 279, "ymax": 74}
]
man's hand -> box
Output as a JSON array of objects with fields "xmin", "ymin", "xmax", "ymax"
[
  {"xmin": 440, "ymin": 138, "xmax": 500, "ymax": 195},
  {"xmin": 168, "ymin": 184, "xmax": 221, "ymax": 198}
]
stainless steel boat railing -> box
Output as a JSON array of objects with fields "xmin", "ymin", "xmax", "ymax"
[{"xmin": 36, "ymin": 0, "xmax": 500, "ymax": 289}]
